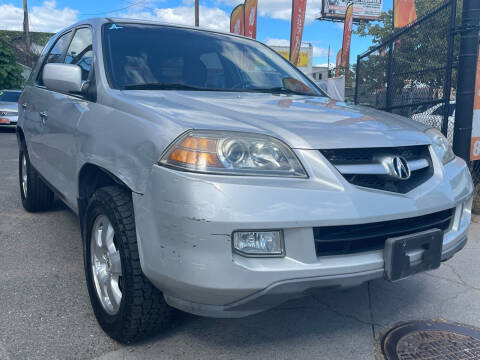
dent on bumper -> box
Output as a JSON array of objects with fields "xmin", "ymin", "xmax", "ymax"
[{"xmin": 132, "ymin": 154, "xmax": 473, "ymax": 318}]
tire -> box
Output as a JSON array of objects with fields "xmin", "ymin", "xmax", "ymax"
[
  {"xmin": 19, "ymin": 142, "xmax": 54, "ymax": 212},
  {"xmin": 83, "ymin": 186, "xmax": 174, "ymax": 343}
]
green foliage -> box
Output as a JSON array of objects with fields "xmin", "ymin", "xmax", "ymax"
[
  {"xmin": 0, "ymin": 30, "xmax": 53, "ymax": 67},
  {"xmin": 0, "ymin": 39, "xmax": 24, "ymax": 89},
  {"xmin": 0, "ymin": 30, "xmax": 53, "ymax": 47}
]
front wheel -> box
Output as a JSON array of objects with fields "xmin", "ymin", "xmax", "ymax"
[{"xmin": 83, "ymin": 186, "xmax": 174, "ymax": 343}]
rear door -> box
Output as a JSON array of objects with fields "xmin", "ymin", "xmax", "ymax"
[
  {"xmin": 37, "ymin": 27, "xmax": 94, "ymax": 207},
  {"xmin": 23, "ymin": 30, "xmax": 73, "ymax": 177}
]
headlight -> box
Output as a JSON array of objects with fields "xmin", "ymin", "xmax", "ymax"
[
  {"xmin": 159, "ymin": 130, "xmax": 307, "ymax": 177},
  {"xmin": 425, "ymin": 128, "xmax": 455, "ymax": 164}
]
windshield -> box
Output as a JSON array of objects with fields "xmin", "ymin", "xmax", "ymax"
[
  {"xmin": 102, "ymin": 23, "xmax": 325, "ymax": 96},
  {"xmin": 0, "ymin": 91, "xmax": 21, "ymax": 103}
]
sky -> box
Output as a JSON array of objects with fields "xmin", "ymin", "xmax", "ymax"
[{"xmin": 0, "ymin": 0, "xmax": 395, "ymax": 67}]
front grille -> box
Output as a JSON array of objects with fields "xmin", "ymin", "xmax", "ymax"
[
  {"xmin": 0, "ymin": 111, "xmax": 17, "ymax": 117},
  {"xmin": 313, "ymin": 209, "xmax": 453, "ymax": 257},
  {"xmin": 320, "ymin": 145, "xmax": 433, "ymax": 193}
]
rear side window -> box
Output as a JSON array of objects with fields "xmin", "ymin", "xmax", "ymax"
[{"xmin": 65, "ymin": 28, "xmax": 93, "ymax": 81}]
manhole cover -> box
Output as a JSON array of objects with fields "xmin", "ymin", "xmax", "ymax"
[{"xmin": 382, "ymin": 321, "xmax": 480, "ymax": 360}]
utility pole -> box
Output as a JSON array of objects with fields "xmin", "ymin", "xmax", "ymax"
[
  {"xmin": 23, "ymin": 0, "xmax": 31, "ymax": 67},
  {"xmin": 453, "ymin": 0, "xmax": 480, "ymax": 161},
  {"xmin": 327, "ymin": 45, "xmax": 331, "ymax": 72},
  {"xmin": 195, "ymin": 0, "xmax": 199, "ymax": 27}
]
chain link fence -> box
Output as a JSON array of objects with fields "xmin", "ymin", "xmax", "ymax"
[{"xmin": 355, "ymin": 0, "xmax": 458, "ymax": 144}]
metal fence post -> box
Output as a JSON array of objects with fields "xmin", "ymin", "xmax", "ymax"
[
  {"xmin": 354, "ymin": 55, "xmax": 360, "ymax": 104},
  {"xmin": 453, "ymin": 0, "xmax": 480, "ymax": 161},
  {"xmin": 441, "ymin": 0, "xmax": 457, "ymax": 137},
  {"xmin": 385, "ymin": 43, "xmax": 394, "ymax": 111}
]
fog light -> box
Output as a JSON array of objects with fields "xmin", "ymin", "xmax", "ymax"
[{"xmin": 232, "ymin": 231, "xmax": 284, "ymax": 257}]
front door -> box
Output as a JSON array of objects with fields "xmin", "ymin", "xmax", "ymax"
[
  {"xmin": 23, "ymin": 30, "xmax": 73, "ymax": 177},
  {"xmin": 36, "ymin": 27, "xmax": 94, "ymax": 207}
]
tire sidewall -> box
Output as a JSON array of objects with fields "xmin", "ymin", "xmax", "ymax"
[
  {"xmin": 83, "ymin": 194, "xmax": 128, "ymax": 335},
  {"xmin": 18, "ymin": 144, "xmax": 28, "ymax": 203}
]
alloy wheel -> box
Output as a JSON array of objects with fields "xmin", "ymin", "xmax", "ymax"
[{"xmin": 90, "ymin": 215, "xmax": 123, "ymax": 315}]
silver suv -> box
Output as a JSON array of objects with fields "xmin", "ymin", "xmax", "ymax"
[{"xmin": 17, "ymin": 18, "xmax": 473, "ymax": 343}]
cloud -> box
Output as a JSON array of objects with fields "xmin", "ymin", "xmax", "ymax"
[
  {"xmin": 123, "ymin": 5, "xmax": 230, "ymax": 31},
  {"xmin": 313, "ymin": 46, "xmax": 329, "ymax": 57},
  {"xmin": 0, "ymin": 1, "xmax": 78, "ymax": 32},
  {"xmin": 219, "ymin": 0, "xmax": 322, "ymax": 23}
]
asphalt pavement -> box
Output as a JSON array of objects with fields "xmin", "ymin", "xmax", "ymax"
[{"xmin": 1, "ymin": 129, "xmax": 480, "ymax": 360}]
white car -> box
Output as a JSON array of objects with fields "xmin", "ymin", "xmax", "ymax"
[
  {"xmin": 17, "ymin": 19, "xmax": 473, "ymax": 343},
  {"xmin": 412, "ymin": 102, "xmax": 455, "ymax": 143},
  {"xmin": 0, "ymin": 90, "xmax": 21, "ymax": 128}
]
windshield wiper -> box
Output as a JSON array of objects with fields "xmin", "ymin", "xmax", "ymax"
[
  {"xmin": 242, "ymin": 87, "xmax": 316, "ymax": 96},
  {"xmin": 122, "ymin": 83, "xmax": 209, "ymax": 91}
]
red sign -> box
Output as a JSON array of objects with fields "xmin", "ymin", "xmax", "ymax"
[
  {"xmin": 230, "ymin": 4, "xmax": 245, "ymax": 35},
  {"xmin": 341, "ymin": 3, "xmax": 354, "ymax": 70},
  {"xmin": 394, "ymin": 0, "xmax": 417, "ymax": 28},
  {"xmin": 244, "ymin": 0, "xmax": 258, "ymax": 39},
  {"xmin": 289, "ymin": 0, "xmax": 307, "ymax": 66}
]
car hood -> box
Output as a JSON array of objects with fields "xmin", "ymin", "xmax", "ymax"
[{"xmin": 121, "ymin": 91, "xmax": 432, "ymax": 149}]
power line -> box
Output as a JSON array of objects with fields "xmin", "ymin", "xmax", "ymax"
[{"xmin": 78, "ymin": 0, "xmax": 151, "ymax": 16}]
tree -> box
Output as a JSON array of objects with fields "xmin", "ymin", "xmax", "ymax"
[
  {"xmin": 354, "ymin": 0, "xmax": 462, "ymax": 110},
  {"xmin": 0, "ymin": 40, "xmax": 24, "ymax": 89},
  {"xmin": 355, "ymin": 0, "xmax": 456, "ymax": 45}
]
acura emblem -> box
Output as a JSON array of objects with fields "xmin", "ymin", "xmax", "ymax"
[{"xmin": 384, "ymin": 156, "xmax": 411, "ymax": 180}]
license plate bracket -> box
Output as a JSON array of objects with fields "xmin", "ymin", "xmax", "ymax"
[{"xmin": 384, "ymin": 229, "xmax": 443, "ymax": 282}]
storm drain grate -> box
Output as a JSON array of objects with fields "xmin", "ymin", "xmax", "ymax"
[{"xmin": 382, "ymin": 321, "xmax": 480, "ymax": 360}]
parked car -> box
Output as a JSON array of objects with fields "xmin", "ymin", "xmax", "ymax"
[
  {"xmin": 411, "ymin": 101, "xmax": 455, "ymax": 143},
  {"xmin": 17, "ymin": 19, "xmax": 473, "ymax": 343},
  {"xmin": 0, "ymin": 90, "xmax": 21, "ymax": 128}
]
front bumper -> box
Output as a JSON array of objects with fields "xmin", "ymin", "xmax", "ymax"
[
  {"xmin": 133, "ymin": 149, "xmax": 473, "ymax": 318},
  {"xmin": 0, "ymin": 115, "xmax": 18, "ymax": 128}
]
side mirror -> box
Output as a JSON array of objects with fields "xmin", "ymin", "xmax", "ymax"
[{"xmin": 42, "ymin": 63, "xmax": 83, "ymax": 94}]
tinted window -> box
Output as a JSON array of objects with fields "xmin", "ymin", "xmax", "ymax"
[
  {"xmin": 65, "ymin": 28, "xmax": 93, "ymax": 81},
  {"xmin": 102, "ymin": 23, "xmax": 323, "ymax": 96},
  {"xmin": 0, "ymin": 91, "xmax": 21, "ymax": 102}
]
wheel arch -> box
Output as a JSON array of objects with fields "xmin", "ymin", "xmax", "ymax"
[
  {"xmin": 77, "ymin": 163, "xmax": 133, "ymax": 237},
  {"xmin": 16, "ymin": 126, "xmax": 25, "ymax": 147}
]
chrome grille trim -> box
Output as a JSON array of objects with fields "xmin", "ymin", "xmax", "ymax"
[
  {"xmin": 319, "ymin": 145, "xmax": 434, "ymax": 193},
  {"xmin": 336, "ymin": 158, "xmax": 429, "ymax": 175}
]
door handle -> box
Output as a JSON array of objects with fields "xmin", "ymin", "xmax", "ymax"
[{"xmin": 39, "ymin": 111, "xmax": 48, "ymax": 125}]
